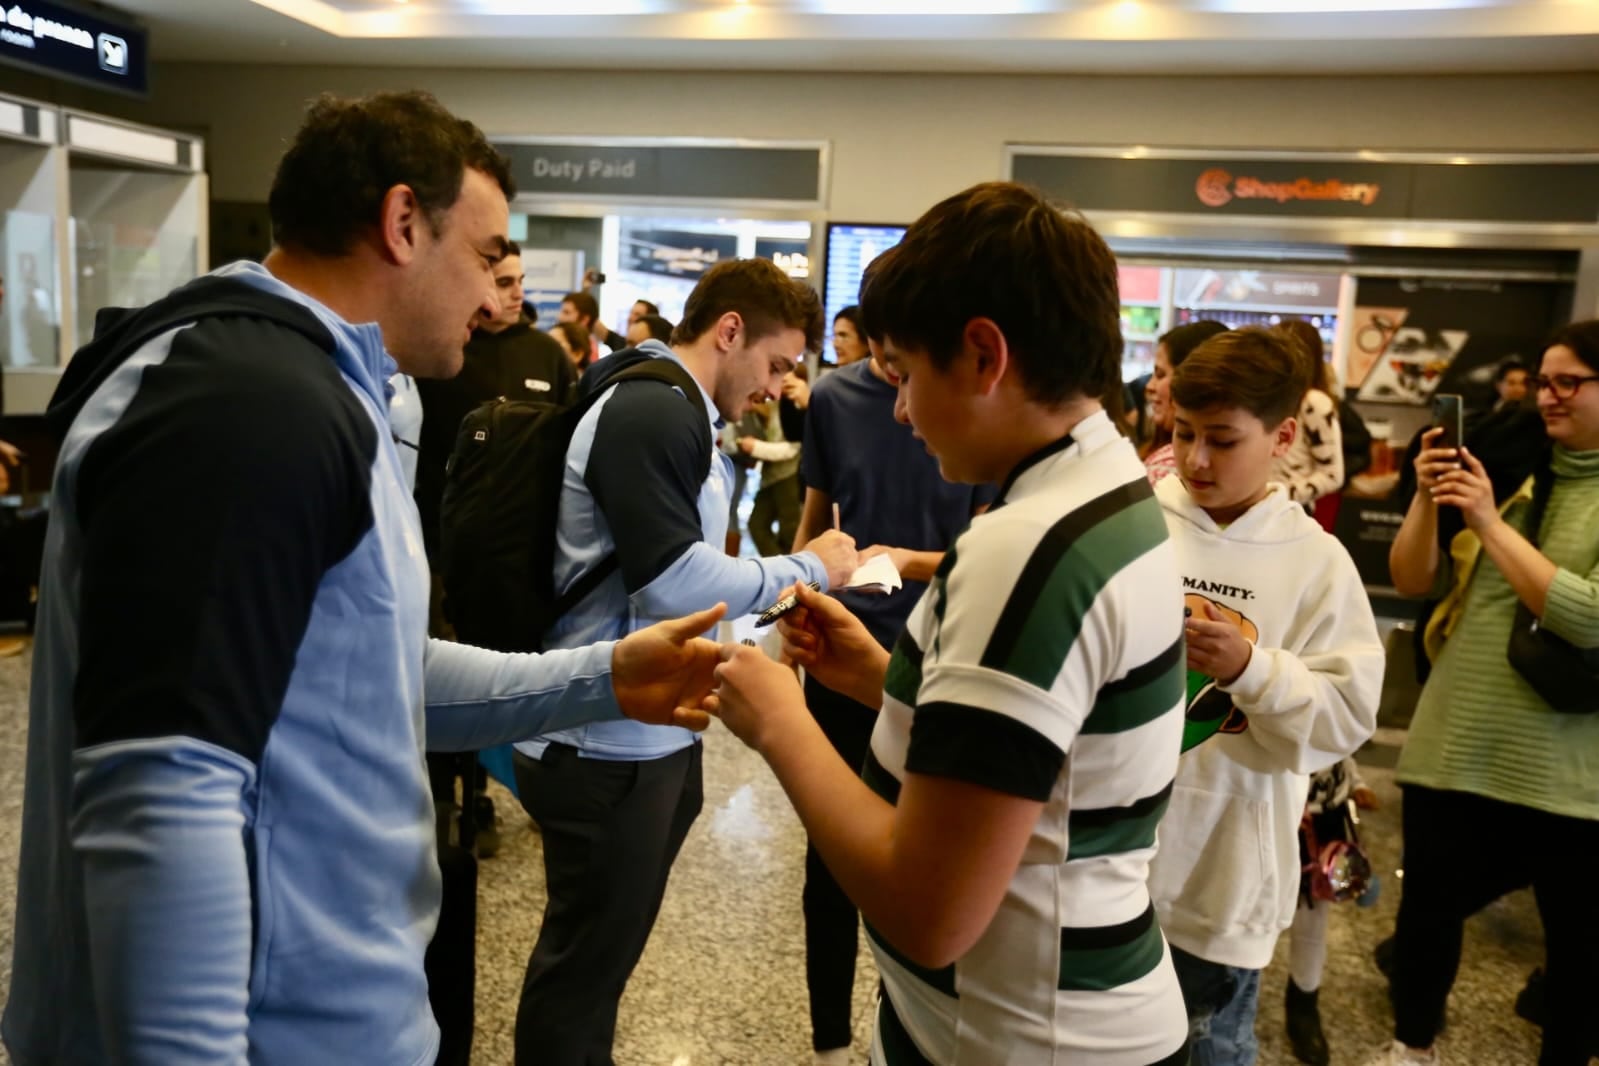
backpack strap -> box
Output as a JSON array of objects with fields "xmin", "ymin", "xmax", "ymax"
[{"xmin": 549, "ymin": 354, "xmax": 716, "ymax": 624}]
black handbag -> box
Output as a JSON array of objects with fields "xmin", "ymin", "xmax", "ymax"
[{"xmin": 1505, "ymin": 464, "xmax": 1599, "ymax": 714}]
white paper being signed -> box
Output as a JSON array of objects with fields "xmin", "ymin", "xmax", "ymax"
[{"xmin": 844, "ymin": 553, "xmax": 902, "ymax": 594}]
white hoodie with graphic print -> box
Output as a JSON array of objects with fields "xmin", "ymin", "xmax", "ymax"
[{"xmin": 1147, "ymin": 476, "xmax": 1383, "ymax": 970}]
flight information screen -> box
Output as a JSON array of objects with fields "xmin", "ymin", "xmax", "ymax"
[{"xmin": 822, "ymin": 224, "xmax": 905, "ymax": 364}]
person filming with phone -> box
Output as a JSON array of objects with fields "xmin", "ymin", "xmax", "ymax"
[{"xmin": 1369, "ymin": 320, "xmax": 1599, "ymax": 1066}]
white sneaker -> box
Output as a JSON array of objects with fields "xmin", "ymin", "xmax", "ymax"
[
  {"xmin": 1361, "ymin": 1040, "xmax": 1439, "ymax": 1066},
  {"xmin": 813, "ymin": 1049, "xmax": 850, "ymax": 1066}
]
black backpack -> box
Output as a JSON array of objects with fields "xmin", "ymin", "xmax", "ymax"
[{"xmin": 438, "ymin": 355, "xmax": 709, "ymax": 652}]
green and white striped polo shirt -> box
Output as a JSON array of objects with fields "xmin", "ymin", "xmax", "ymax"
[{"xmin": 864, "ymin": 411, "xmax": 1190, "ymax": 1066}]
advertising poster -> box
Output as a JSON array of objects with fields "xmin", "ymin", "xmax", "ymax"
[
  {"xmin": 1336, "ymin": 276, "xmax": 1570, "ymax": 588},
  {"xmin": 620, "ymin": 228, "xmax": 738, "ymax": 281},
  {"xmin": 1347, "ymin": 277, "xmax": 1562, "ymax": 407},
  {"xmin": 756, "ymin": 237, "xmax": 810, "ymax": 280}
]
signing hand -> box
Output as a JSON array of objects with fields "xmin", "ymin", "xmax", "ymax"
[
  {"xmin": 613, "ymin": 603, "xmax": 728, "ymax": 731},
  {"xmin": 1431, "ymin": 447, "xmax": 1498, "ymax": 531},
  {"xmin": 802, "ymin": 529, "xmax": 859, "ymax": 589},
  {"xmin": 777, "ymin": 581, "xmax": 888, "ymax": 708},
  {"xmin": 1185, "ymin": 601, "xmax": 1252, "ymax": 686},
  {"xmin": 738, "ymin": 436, "xmax": 758, "ymax": 455},
  {"xmin": 1412, "ymin": 426, "xmax": 1461, "ymax": 498},
  {"xmin": 707, "ymin": 642, "xmax": 810, "ymax": 753}
]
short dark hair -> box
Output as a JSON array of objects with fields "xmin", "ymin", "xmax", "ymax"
[
  {"xmin": 562, "ymin": 291, "xmax": 599, "ymax": 325},
  {"xmin": 269, "ymin": 91, "xmax": 513, "ymax": 257},
  {"xmin": 1173, "ymin": 328, "xmax": 1310, "ymax": 427},
  {"xmin": 671, "ymin": 258, "xmax": 824, "ymax": 353},
  {"xmin": 1159, "ymin": 320, "xmax": 1230, "ymax": 371},
  {"xmin": 1550, "ymin": 320, "xmax": 1599, "ymax": 373},
  {"xmin": 1494, "ymin": 355, "xmax": 1529, "ymax": 383},
  {"xmin": 634, "ymin": 299, "xmax": 661, "ymax": 316},
  {"xmin": 505, "ymin": 239, "xmax": 522, "ymax": 258},
  {"xmin": 636, "ymin": 314, "xmax": 675, "ymax": 343},
  {"xmin": 859, "ymin": 182, "xmax": 1121, "ymax": 406}
]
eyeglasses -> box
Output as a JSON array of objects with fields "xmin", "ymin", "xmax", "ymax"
[{"xmin": 1534, "ymin": 374, "xmax": 1599, "ymax": 401}]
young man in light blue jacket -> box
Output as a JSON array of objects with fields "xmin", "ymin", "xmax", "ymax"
[{"xmin": 511, "ymin": 258, "xmax": 859, "ymax": 1064}]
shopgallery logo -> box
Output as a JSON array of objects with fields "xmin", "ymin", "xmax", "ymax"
[{"xmin": 1194, "ymin": 167, "xmax": 1382, "ymax": 208}]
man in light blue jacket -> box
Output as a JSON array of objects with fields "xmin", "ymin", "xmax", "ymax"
[
  {"xmin": 511, "ymin": 258, "xmax": 858, "ymax": 1064},
  {"xmin": 2, "ymin": 90, "xmax": 724, "ymax": 1066}
]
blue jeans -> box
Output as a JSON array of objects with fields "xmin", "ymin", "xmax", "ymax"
[{"xmin": 1169, "ymin": 945, "xmax": 1260, "ymax": 1066}]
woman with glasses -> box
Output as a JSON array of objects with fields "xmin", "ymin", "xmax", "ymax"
[{"xmin": 1367, "ymin": 320, "xmax": 1599, "ymax": 1066}]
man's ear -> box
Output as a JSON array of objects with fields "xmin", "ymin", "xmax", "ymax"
[
  {"xmin": 964, "ymin": 318, "xmax": 1010, "ymax": 398},
  {"xmin": 378, "ymin": 183, "xmax": 423, "ymax": 267},
  {"xmin": 1273, "ymin": 415, "xmax": 1299, "ymax": 457},
  {"xmin": 715, "ymin": 311, "xmax": 744, "ymax": 353}
]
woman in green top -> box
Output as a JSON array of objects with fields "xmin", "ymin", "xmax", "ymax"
[{"xmin": 1366, "ymin": 320, "xmax": 1599, "ymax": 1066}]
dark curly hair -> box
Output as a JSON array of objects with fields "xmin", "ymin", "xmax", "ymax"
[{"xmin": 268, "ymin": 91, "xmax": 514, "ymax": 257}]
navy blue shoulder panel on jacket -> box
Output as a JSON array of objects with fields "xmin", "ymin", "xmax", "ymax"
[
  {"xmin": 582, "ymin": 375, "xmax": 713, "ymax": 595},
  {"xmin": 70, "ymin": 310, "xmax": 379, "ymax": 762}
]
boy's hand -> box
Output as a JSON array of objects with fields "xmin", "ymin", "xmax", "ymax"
[
  {"xmin": 1185, "ymin": 601, "xmax": 1252, "ymax": 686},
  {"xmin": 777, "ymin": 582, "xmax": 888, "ymax": 708},
  {"xmin": 706, "ymin": 643, "xmax": 810, "ymax": 754}
]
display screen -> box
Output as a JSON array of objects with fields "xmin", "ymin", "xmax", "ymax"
[{"xmin": 822, "ymin": 223, "xmax": 905, "ymax": 365}]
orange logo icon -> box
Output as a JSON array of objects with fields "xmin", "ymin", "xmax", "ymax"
[{"xmin": 1195, "ymin": 168, "xmax": 1234, "ymax": 208}]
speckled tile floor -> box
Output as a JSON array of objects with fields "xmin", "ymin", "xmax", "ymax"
[{"xmin": 0, "ymin": 647, "xmax": 1561, "ymax": 1065}]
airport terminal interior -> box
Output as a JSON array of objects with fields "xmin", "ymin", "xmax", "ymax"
[{"xmin": 0, "ymin": 2, "xmax": 1597, "ymax": 1064}]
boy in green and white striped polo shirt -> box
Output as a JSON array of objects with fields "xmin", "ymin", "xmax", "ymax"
[{"xmin": 710, "ymin": 182, "xmax": 1190, "ymax": 1066}]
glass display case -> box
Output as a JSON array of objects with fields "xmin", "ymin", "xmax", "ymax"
[
  {"xmin": 0, "ymin": 101, "xmax": 206, "ymax": 415},
  {"xmin": 65, "ymin": 111, "xmax": 206, "ymax": 361},
  {"xmin": 0, "ymin": 98, "xmax": 64, "ymax": 381},
  {"xmin": 1117, "ymin": 264, "xmax": 1168, "ymax": 381},
  {"xmin": 1170, "ymin": 267, "xmax": 1341, "ymax": 363}
]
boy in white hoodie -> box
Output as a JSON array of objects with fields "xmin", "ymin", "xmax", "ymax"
[{"xmin": 1147, "ymin": 327, "xmax": 1384, "ymax": 1066}]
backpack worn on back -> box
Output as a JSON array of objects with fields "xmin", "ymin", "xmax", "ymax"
[{"xmin": 438, "ymin": 355, "xmax": 710, "ymax": 653}]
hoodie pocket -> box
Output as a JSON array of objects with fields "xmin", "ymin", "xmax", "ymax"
[{"xmin": 1151, "ymin": 784, "xmax": 1275, "ymax": 934}]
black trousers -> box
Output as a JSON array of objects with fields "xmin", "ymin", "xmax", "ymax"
[
  {"xmin": 1392, "ymin": 785, "xmax": 1599, "ymax": 1065},
  {"xmin": 512, "ymin": 742, "xmax": 703, "ymax": 1066},
  {"xmin": 802, "ymin": 673, "xmax": 879, "ymax": 1052}
]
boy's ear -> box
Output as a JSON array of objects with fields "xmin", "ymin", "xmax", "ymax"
[
  {"xmin": 1272, "ymin": 415, "xmax": 1299, "ymax": 457},
  {"xmin": 963, "ymin": 317, "xmax": 1009, "ymax": 398}
]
